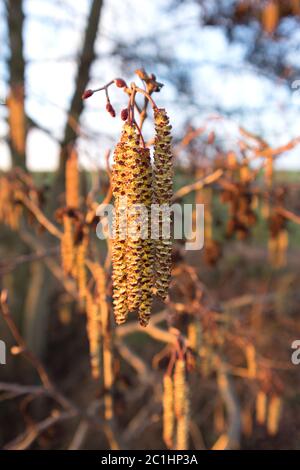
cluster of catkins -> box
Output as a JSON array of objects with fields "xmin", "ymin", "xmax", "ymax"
[{"xmin": 111, "ymin": 108, "xmax": 173, "ymax": 326}]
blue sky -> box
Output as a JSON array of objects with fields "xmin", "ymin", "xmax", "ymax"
[{"xmin": 1, "ymin": 0, "xmax": 300, "ymax": 170}]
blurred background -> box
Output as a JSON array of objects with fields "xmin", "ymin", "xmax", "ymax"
[{"xmin": 0, "ymin": 0, "xmax": 300, "ymax": 451}]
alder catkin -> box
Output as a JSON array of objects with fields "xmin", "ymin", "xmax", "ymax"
[
  {"xmin": 61, "ymin": 214, "xmax": 74, "ymax": 275},
  {"xmin": 153, "ymin": 108, "xmax": 173, "ymax": 300},
  {"xmin": 256, "ymin": 390, "xmax": 267, "ymax": 425},
  {"xmin": 112, "ymin": 123, "xmax": 154, "ymax": 325},
  {"xmin": 267, "ymin": 395, "xmax": 282, "ymax": 435},
  {"xmin": 163, "ymin": 374, "xmax": 174, "ymax": 449},
  {"xmin": 76, "ymin": 232, "xmax": 88, "ymax": 300},
  {"xmin": 111, "ymin": 124, "xmax": 134, "ymax": 324},
  {"xmin": 85, "ymin": 290, "xmax": 102, "ymax": 379},
  {"xmin": 174, "ymin": 359, "xmax": 189, "ymax": 450},
  {"xmin": 137, "ymin": 148, "xmax": 153, "ymax": 327},
  {"xmin": 66, "ymin": 149, "xmax": 80, "ymax": 209}
]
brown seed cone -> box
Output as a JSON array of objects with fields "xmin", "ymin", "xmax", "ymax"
[{"xmin": 153, "ymin": 108, "xmax": 173, "ymax": 300}]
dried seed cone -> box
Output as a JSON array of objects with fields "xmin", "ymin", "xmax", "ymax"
[
  {"xmin": 163, "ymin": 374, "xmax": 174, "ymax": 449},
  {"xmin": 153, "ymin": 108, "xmax": 173, "ymax": 300}
]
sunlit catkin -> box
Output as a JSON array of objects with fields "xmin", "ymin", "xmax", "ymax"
[
  {"xmin": 111, "ymin": 124, "xmax": 134, "ymax": 324},
  {"xmin": 267, "ymin": 395, "xmax": 282, "ymax": 435},
  {"xmin": 61, "ymin": 215, "xmax": 74, "ymax": 275},
  {"xmin": 153, "ymin": 108, "xmax": 173, "ymax": 300},
  {"xmin": 137, "ymin": 148, "xmax": 153, "ymax": 327},
  {"xmin": 66, "ymin": 149, "xmax": 80, "ymax": 209},
  {"xmin": 174, "ymin": 359, "xmax": 189, "ymax": 450},
  {"xmin": 85, "ymin": 290, "xmax": 101, "ymax": 379},
  {"xmin": 256, "ymin": 390, "xmax": 267, "ymax": 425},
  {"xmin": 76, "ymin": 232, "xmax": 88, "ymax": 300},
  {"xmin": 112, "ymin": 123, "xmax": 153, "ymax": 325},
  {"xmin": 61, "ymin": 150, "xmax": 79, "ymax": 275},
  {"xmin": 163, "ymin": 374, "xmax": 174, "ymax": 449}
]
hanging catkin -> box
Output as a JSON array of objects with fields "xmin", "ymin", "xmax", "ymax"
[
  {"xmin": 174, "ymin": 359, "xmax": 189, "ymax": 450},
  {"xmin": 256, "ymin": 390, "xmax": 267, "ymax": 425},
  {"xmin": 66, "ymin": 149, "xmax": 80, "ymax": 209},
  {"xmin": 61, "ymin": 150, "xmax": 80, "ymax": 275},
  {"xmin": 111, "ymin": 124, "xmax": 134, "ymax": 324},
  {"xmin": 153, "ymin": 108, "xmax": 173, "ymax": 300},
  {"xmin": 85, "ymin": 290, "xmax": 102, "ymax": 379},
  {"xmin": 137, "ymin": 148, "xmax": 153, "ymax": 327},
  {"xmin": 112, "ymin": 123, "xmax": 153, "ymax": 325},
  {"xmin": 76, "ymin": 230, "xmax": 88, "ymax": 300},
  {"xmin": 163, "ymin": 374, "xmax": 175, "ymax": 449},
  {"xmin": 267, "ymin": 394, "xmax": 282, "ymax": 435}
]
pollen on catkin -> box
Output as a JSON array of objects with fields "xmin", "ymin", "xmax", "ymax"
[
  {"xmin": 112, "ymin": 122, "xmax": 154, "ymax": 326},
  {"xmin": 153, "ymin": 108, "xmax": 173, "ymax": 300}
]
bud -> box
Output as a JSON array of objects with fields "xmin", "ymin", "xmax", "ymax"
[
  {"xmin": 106, "ymin": 102, "xmax": 116, "ymax": 117},
  {"xmin": 120, "ymin": 108, "xmax": 128, "ymax": 121},
  {"xmin": 82, "ymin": 89, "xmax": 94, "ymax": 100},
  {"xmin": 114, "ymin": 78, "xmax": 127, "ymax": 88}
]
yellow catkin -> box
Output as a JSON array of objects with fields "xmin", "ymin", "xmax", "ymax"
[
  {"xmin": 245, "ymin": 344, "xmax": 257, "ymax": 379},
  {"xmin": 76, "ymin": 232, "xmax": 88, "ymax": 300},
  {"xmin": 66, "ymin": 149, "xmax": 80, "ymax": 209},
  {"xmin": 111, "ymin": 124, "xmax": 135, "ymax": 324},
  {"xmin": 7, "ymin": 85, "xmax": 25, "ymax": 156},
  {"xmin": 112, "ymin": 123, "xmax": 153, "ymax": 325},
  {"xmin": 256, "ymin": 390, "xmax": 267, "ymax": 425},
  {"xmin": 267, "ymin": 395, "xmax": 282, "ymax": 435},
  {"xmin": 85, "ymin": 290, "xmax": 101, "ymax": 379},
  {"xmin": 153, "ymin": 108, "xmax": 173, "ymax": 300},
  {"xmin": 137, "ymin": 148, "xmax": 153, "ymax": 327},
  {"xmin": 174, "ymin": 359, "xmax": 189, "ymax": 450},
  {"xmin": 187, "ymin": 322, "xmax": 198, "ymax": 351},
  {"xmin": 163, "ymin": 374, "xmax": 174, "ymax": 449},
  {"xmin": 61, "ymin": 215, "xmax": 74, "ymax": 275},
  {"xmin": 262, "ymin": 0, "xmax": 279, "ymax": 34}
]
